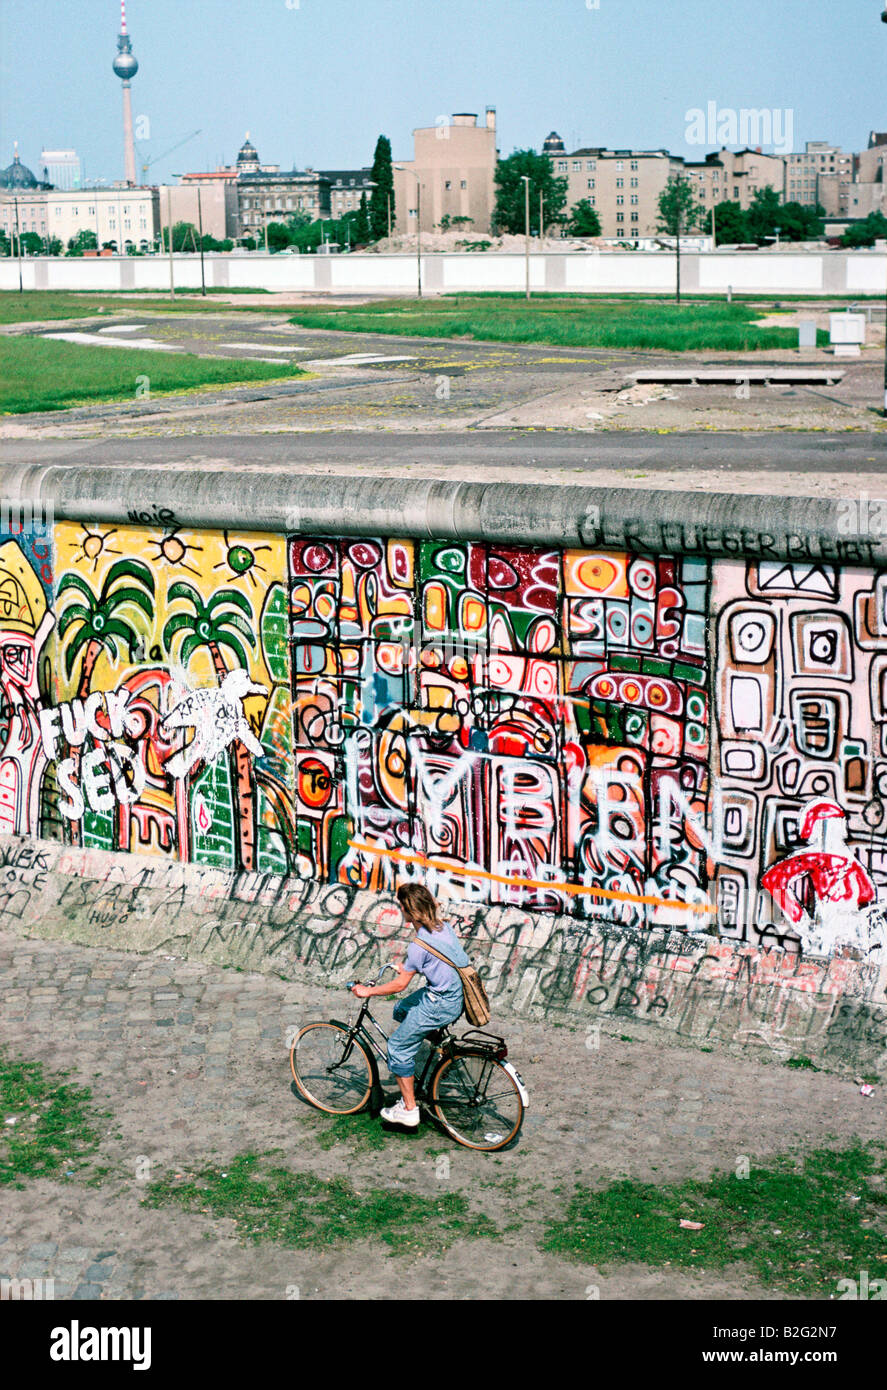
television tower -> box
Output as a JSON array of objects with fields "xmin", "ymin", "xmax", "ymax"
[{"xmin": 112, "ymin": 0, "xmax": 139, "ymax": 186}]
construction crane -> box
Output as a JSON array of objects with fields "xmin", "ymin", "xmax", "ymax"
[{"xmin": 138, "ymin": 129, "xmax": 202, "ymax": 185}]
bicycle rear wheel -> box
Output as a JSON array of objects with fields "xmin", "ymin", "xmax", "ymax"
[
  {"xmin": 430, "ymin": 1053, "xmax": 523, "ymax": 1151},
  {"xmin": 290, "ymin": 1022, "xmax": 374, "ymax": 1115}
]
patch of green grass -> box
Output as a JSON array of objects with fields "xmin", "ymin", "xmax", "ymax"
[
  {"xmin": 0, "ymin": 290, "xmax": 274, "ymax": 324},
  {"xmin": 288, "ymin": 294, "xmax": 831, "ymax": 352},
  {"xmin": 315, "ymin": 1113, "xmax": 388, "ymax": 1153},
  {"xmin": 0, "ymin": 1045, "xmax": 102, "ymax": 1187},
  {"xmin": 784, "ymin": 1055, "xmax": 821, "ymax": 1071},
  {"xmin": 543, "ymin": 1141, "xmax": 887, "ymax": 1297},
  {"xmin": 142, "ymin": 1150, "xmax": 499, "ymax": 1256},
  {"xmin": 0, "ymin": 337, "xmax": 305, "ymax": 414}
]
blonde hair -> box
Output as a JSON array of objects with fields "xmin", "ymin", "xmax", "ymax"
[{"xmin": 396, "ymin": 883, "xmax": 442, "ymax": 932}]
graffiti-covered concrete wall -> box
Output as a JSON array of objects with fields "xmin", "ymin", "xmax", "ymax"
[{"xmin": 0, "ymin": 500, "xmax": 885, "ymax": 1068}]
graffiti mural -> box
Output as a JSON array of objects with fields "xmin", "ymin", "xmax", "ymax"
[
  {"xmin": 289, "ymin": 538, "xmax": 712, "ymax": 927},
  {"xmin": 0, "ymin": 516, "xmax": 885, "ymax": 963},
  {"xmin": 50, "ymin": 522, "xmax": 294, "ymax": 874},
  {"xmin": 712, "ymin": 560, "xmax": 887, "ymax": 955},
  {"xmin": 0, "ymin": 529, "xmax": 54, "ymax": 837}
]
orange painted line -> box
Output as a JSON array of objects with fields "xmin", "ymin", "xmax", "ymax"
[{"xmin": 346, "ymin": 838, "xmax": 716, "ymax": 915}]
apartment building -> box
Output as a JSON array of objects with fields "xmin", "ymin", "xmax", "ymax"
[
  {"xmin": 784, "ymin": 141, "xmax": 853, "ymax": 209},
  {"xmin": 320, "ymin": 170, "xmax": 375, "ymax": 221},
  {"xmin": 547, "ymin": 137, "xmax": 682, "ymax": 238},
  {"xmin": 684, "ymin": 148, "xmax": 785, "ymax": 213},
  {"xmin": 393, "ymin": 110, "xmax": 498, "ymax": 235},
  {"xmin": 170, "ymin": 170, "xmax": 239, "ymax": 241},
  {"xmin": 545, "ymin": 134, "xmax": 784, "ymax": 239},
  {"xmin": 845, "ymin": 132, "xmax": 886, "ymax": 219},
  {"xmin": 0, "ymin": 184, "xmax": 158, "ymax": 250}
]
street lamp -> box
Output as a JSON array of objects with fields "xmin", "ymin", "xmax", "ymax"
[
  {"xmin": 166, "ymin": 186, "xmax": 175, "ymax": 299},
  {"xmin": 521, "ymin": 174, "xmax": 531, "ymax": 300},
  {"xmin": 394, "ymin": 166, "xmax": 422, "ymax": 298}
]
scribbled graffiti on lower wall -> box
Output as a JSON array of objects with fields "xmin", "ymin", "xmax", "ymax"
[{"xmin": 0, "ymin": 519, "xmax": 885, "ymax": 962}]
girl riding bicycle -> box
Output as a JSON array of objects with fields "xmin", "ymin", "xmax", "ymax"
[{"xmin": 350, "ymin": 883, "xmax": 469, "ymax": 1128}]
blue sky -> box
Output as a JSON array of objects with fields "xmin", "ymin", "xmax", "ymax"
[{"xmin": 0, "ymin": 0, "xmax": 884, "ymax": 185}]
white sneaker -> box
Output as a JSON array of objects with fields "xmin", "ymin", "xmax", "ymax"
[{"xmin": 380, "ymin": 1098, "xmax": 420, "ymax": 1128}]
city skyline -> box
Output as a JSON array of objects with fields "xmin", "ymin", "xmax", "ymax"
[{"xmin": 0, "ymin": 0, "xmax": 884, "ymax": 189}]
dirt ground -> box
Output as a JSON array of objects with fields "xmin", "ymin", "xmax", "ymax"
[{"xmin": 0, "ymin": 928, "xmax": 882, "ymax": 1301}]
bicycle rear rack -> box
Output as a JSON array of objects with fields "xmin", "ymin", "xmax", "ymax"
[{"xmin": 458, "ymin": 1029, "xmax": 508, "ymax": 1059}]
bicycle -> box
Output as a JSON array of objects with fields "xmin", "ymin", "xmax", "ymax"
[{"xmin": 289, "ymin": 966, "xmax": 529, "ymax": 1152}]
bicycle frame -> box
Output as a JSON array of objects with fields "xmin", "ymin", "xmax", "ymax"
[{"xmin": 334, "ymin": 995, "xmax": 454, "ymax": 1099}]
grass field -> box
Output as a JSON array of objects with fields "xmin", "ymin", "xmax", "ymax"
[
  {"xmin": 0, "ymin": 1045, "xmax": 102, "ymax": 1187},
  {"xmin": 0, "ymin": 336, "xmax": 305, "ymax": 414},
  {"xmin": 288, "ymin": 293, "xmax": 830, "ymax": 352},
  {"xmin": 0, "ymin": 290, "xmax": 272, "ymax": 325},
  {"xmin": 544, "ymin": 1140, "xmax": 887, "ymax": 1297},
  {"xmin": 143, "ymin": 1149, "xmax": 500, "ymax": 1256}
]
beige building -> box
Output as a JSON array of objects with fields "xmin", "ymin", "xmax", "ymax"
[
  {"xmin": 545, "ymin": 135, "xmax": 683, "ymax": 239},
  {"xmin": 548, "ymin": 134, "xmax": 788, "ymax": 239},
  {"xmin": 855, "ymin": 131, "xmax": 887, "ymax": 185},
  {"xmin": 173, "ymin": 170, "xmax": 240, "ymax": 241},
  {"xmin": 784, "ymin": 141, "xmax": 853, "ymax": 208},
  {"xmin": 393, "ymin": 110, "xmax": 497, "ymax": 235},
  {"xmin": 0, "ymin": 184, "xmax": 158, "ymax": 250},
  {"xmin": 229, "ymin": 137, "xmax": 331, "ymax": 239},
  {"xmin": 321, "ymin": 169, "xmax": 375, "ymax": 221}
]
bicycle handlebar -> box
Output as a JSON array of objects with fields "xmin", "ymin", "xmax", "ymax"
[{"xmin": 345, "ymin": 963, "xmax": 399, "ymax": 991}]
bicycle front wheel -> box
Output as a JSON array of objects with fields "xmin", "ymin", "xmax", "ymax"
[
  {"xmin": 431, "ymin": 1053, "xmax": 524, "ymax": 1151},
  {"xmin": 290, "ymin": 1022, "xmax": 374, "ymax": 1115}
]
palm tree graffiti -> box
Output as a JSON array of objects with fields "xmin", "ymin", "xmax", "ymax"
[
  {"xmin": 56, "ymin": 558, "xmax": 156, "ymax": 841},
  {"xmin": 58, "ymin": 559, "xmax": 156, "ymax": 697},
  {"xmin": 162, "ymin": 582, "xmax": 263, "ymax": 872}
]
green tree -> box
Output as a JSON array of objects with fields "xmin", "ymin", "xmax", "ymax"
[
  {"xmin": 703, "ymin": 200, "xmax": 748, "ymax": 246},
  {"xmin": 0, "ymin": 231, "xmax": 10, "ymax": 256},
  {"xmin": 200, "ymin": 233, "xmax": 233, "ymax": 252},
  {"xmin": 656, "ymin": 174, "xmax": 701, "ymax": 303},
  {"xmin": 369, "ymin": 135, "xmax": 394, "ymax": 240},
  {"xmin": 745, "ymin": 186, "xmax": 823, "ymax": 244},
  {"xmin": 162, "ymin": 221, "xmax": 201, "ymax": 252},
  {"xmin": 66, "ymin": 229, "xmax": 98, "ymax": 256},
  {"xmin": 746, "ymin": 186, "xmax": 783, "ymax": 244},
  {"xmin": 266, "ymin": 220, "xmax": 292, "ymax": 252},
  {"xmin": 354, "ymin": 192, "xmax": 371, "ymax": 243},
  {"xmin": 45, "ymin": 236, "xmax": 64, "ymax": 256},
  {"xmin": 16, "ymin": 232, "xmax": 42, "ymax": 256},
  {"xmin": 841, "ymin": 210, "xmax": 887, "ymax": 248},
  {"xmin": 163, "ymin": 583, "xmax": 260, "ymax": 873},
  {"xmin": 493, "ymin": 150, "xmax": 568, "ymax": 235},
  {"xmin": 565, "ymin": 198, "xmax": 602, "ymax": 237}
]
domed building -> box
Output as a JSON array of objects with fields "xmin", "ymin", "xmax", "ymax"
[
  {"xmin": 542, "ymin": 131, "xmax": 566, "ymax": 156},
  {"xmin": 0, "ymin": 145, "xmax": 47, "ymax": 191},
  {"xmin": 236, "ymin": 136, "xmax": 261, "ymax": 176}
]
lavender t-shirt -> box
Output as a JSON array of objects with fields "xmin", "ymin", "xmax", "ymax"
[{"xmin": 404, "ymin": 922, "xmax": 469, "ymax": 993}]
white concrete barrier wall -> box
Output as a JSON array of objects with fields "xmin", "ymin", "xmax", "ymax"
[
  {"xmin": 0, "ymin": 251, "xmax": 884, "ymax": 296},
  {"xmin": 563, "ymin": 255, "xmax": 677, "ymax": 290},
  {"xmin": 698, "ymin": 254, "xmax": 824, "ymax": 292}
]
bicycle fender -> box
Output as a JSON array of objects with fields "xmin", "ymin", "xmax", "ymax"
[
  {"xmin": 501, "ymin": 1060, "xmax": 529, "ymax": 1108},
  {"xmin": 329, "ymin": 1019, "xmax": 382, "ymax": 1089}
]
